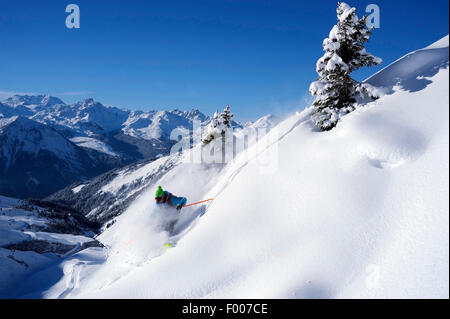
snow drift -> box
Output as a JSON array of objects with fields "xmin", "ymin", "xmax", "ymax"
[{"xmin": 365, "ymin": 35, "xmax": 449, "ymax": 93}]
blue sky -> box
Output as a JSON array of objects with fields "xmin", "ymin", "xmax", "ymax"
[{"xmin": 0, "ymin": 0, "xmax": 448, "ymax": 121}]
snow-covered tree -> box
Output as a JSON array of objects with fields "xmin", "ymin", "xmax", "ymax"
[
  {"xmin": 201, "ymin": 110, "xmax": 220, "ymax": 144},
  {"xmin": 220, "ymin": 105, "xmax": 234, "ymax": 128},
  {"xmin": 309, "ymin": 2, "xmax": 382, "ymax": 131},
  {"xmin": 202, "ymin": 106, "xmax": 234, "ymax": 145}
]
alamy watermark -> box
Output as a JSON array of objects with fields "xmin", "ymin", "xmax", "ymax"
[
  {"xmin": 64, "ymin": 4, "xmax": 380, "ymax": 30},
  {"xmin": 366, "ymin": 4, "xmax": 380, "ymax": 29},
  {"xmin": 65, "ymin": 4, "xmax": 80, "ymax": 29},
  {"xmin": 168, "ymin": 120, "xmax": 279, "ymax": 175}
]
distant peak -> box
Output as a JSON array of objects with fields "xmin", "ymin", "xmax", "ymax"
[
  {"xmin": 187, "ymin": 108, "xmax": 201, "ymax": 114},
  {"xmin": 83, "ymin": 98, "xmax": 95, "ymax": 104},
  {"xmin": 4, "ymin": 94, "xmax": 65, "ymax": 107},
  {"xmin": 77, "ymin": 98, "xmax": 98, "ymax": 108}
]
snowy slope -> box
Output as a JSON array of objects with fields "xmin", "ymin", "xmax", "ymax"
[
  {"xmin": 7, "ymin": 36, "xmax": 448, "ymax": 299},
  {"xmin": 248, "ymin": 114, "xmax": 282, "ymax": 129},
  {"xmin": 365, "ymin": 35, "xmax": 449, "ymax": 93},
  {"xmin": 0, "ymin": 195, "xmax": 100, "ymax": 298},
  {"xmin": 29, "ymin": 36, "xmax": 448, "ymax": 299},
  {"xmin": 69, "ymin": 136, "xmax": 120, "ymax": 157}
]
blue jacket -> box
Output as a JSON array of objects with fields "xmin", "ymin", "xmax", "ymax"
[{"xmin": 157, "ymin": 191, "xmax": 187, "ymax": 209}]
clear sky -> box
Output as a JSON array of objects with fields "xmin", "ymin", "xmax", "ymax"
[{"xmin": 0, "ymin": 0, "xmax": 448, "ymax": 121}]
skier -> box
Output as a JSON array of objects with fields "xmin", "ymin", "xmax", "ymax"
[{"xmin": 154, "ymin": 186, "xmax": 187, "ymax": 211}]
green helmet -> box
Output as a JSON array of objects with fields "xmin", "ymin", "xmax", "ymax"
[{"xmin": 155, "ymin": 186, "xmax": 164, "ymax": 198}]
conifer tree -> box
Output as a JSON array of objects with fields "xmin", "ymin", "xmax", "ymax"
[
  {"xmin": 309, "ymin": 2, "xmax": 382, "ymax": 130},
  {"xmin": 201, "ymin": 110, "xmax": 220, "ymax": 144},
  {"xmin": 202, "ymin": 106, "xmax": 234, "ymax": 145},
  {"xmin": 220, "ymin": 105, "xmax": 234, "ymax": 128}
]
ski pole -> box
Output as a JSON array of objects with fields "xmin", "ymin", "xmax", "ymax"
[{"xmin": 183, "ymin": 198, "xmax": 214, "ymax": 208}]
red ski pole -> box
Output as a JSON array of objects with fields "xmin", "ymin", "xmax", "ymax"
[{"xmin": 183, "ymin": 198, "xmax": 214, "ymax": 208}]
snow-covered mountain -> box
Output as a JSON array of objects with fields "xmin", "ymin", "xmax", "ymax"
[
  {"xmin": 123, "ymin": 108, "xmax": 210, "ymax": 140},
  {"xmin": 0, "ymin": 91, "xmax": 270, "ymax": 200},
  {"xmin": 0, "ymin": 96, "xmax": 215, "ymax": 198},
  {"xmin": 1, "ymin": 95, "xmax": 212, "ymax": 137},
  {"xmin": 4, "ymin": 94, "xmax": 65, "ymax": 110},
  {"xmin": 1, "ymin": 95, "xmax": 65, "ymax": 118},
  {"xmin": 1, "ymin": 95, "xmax": 212, "ymax": 156},
  {"xmin": 2, "ymin": 35, "xmax": 448, "ymax": 299},
  {"xmin": 0, "ymin": 116, "xmax": 126, "ymax": 198}
]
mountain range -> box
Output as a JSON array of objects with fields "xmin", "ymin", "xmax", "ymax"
[
  {"xmin": 0, "ymin": 96, "xmax": 205, "ymax": 198},
  {"xmin": 0, "ymin": 95, "xmax": 275, "ymax": 198}
]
